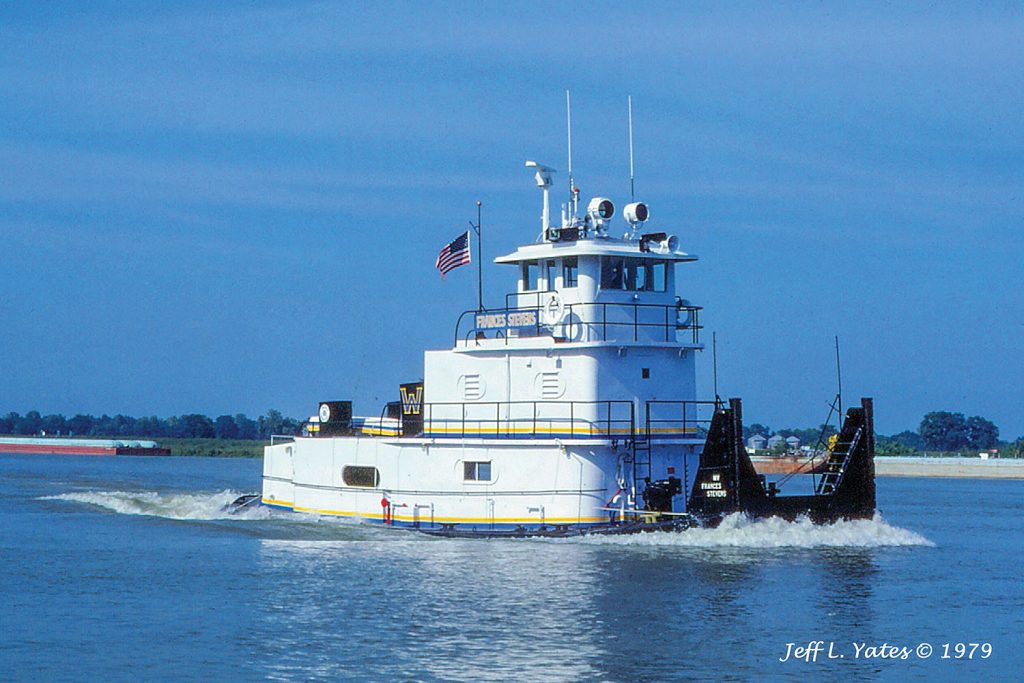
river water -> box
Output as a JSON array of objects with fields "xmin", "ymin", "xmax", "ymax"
[{"xmin": 1, "ymin": 454, "xmax": 1021, "ymax": 681}]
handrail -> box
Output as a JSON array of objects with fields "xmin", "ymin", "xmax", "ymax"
[
  {"xmin": 352, "ymin": 398, "xmax": 717, "ymax": 443},
  {"xmin": 455, "ymin": 300, "xmax": 702, "ymax": 346},
  {"xmin": 414, "ymin": 399, "xmax": 635, "ymax": 440},
  {"xmin": 642, "ymin": 400, "xmax": 721, "ymax": 443}
]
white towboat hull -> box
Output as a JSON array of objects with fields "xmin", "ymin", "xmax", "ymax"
[{"xmin": 263, "ymin": 436, "xmax": 703, "ymax": 530}]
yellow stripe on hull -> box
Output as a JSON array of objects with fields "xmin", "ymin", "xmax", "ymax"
[{"xmin": 262, "ymin": 498, "xmax": 607, "ymax": 524}]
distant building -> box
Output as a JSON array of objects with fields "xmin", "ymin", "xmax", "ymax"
[
  {"xmin": 747, "ymin": 435, "xmax": 767, "ymax": 451},
  {"xmin": 786, "ymin": 436, "xmax": 801, "ymax": 450},
  {"xmin": 767, "ymin": 435, "xmax": 786, "ymax": 450}
]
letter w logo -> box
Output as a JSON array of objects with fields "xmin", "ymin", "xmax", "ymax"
[{"xmin": 400, "ymin": 385, "xmax": 423, "ymax": 415}]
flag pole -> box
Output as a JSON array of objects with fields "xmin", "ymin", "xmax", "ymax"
[{"xmin": 470, "ymin": 201, "xmax": 483, "ymax": 311}]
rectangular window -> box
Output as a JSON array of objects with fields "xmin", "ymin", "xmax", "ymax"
[
  {"xmin": 650, "ymin": 262, "xmax": 667, "ymax": 292},
  {"xmin": 522, "ymin": 261, "xmax": 539, "ymax": 291},
  {"xmin": 464, "ymin": 461, "xmax": 492, "ymax": 481},
  {"xmin": 601, "ymin": 257, "xmax": 625, "ymax": 289},
  {"xmin": 545, "ymin": 260, "xmax": 557, "ymax": 291},
  {"xmin": 603, "ymin": 258, "xmax": 650, "ymax": 291},
  {"xmin": 635, "ymin": 262, "xmax": 649, "ymax": 291},
  {"xmin": 624, "ymin": 260, "xmax": 642, "ymax": 291},
  {"xmin": 562, "ymin": 257, "xmax": 578, "ymax": 287}
]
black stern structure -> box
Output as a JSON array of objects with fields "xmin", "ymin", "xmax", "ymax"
[{"xmin": 688, "ymin": 398, "xmax": 876, "ymax": 524}]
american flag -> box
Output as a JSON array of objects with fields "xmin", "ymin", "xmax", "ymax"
[{"xmin": 435, "ymin": 231, "xmax": 471, "ymax": 278}]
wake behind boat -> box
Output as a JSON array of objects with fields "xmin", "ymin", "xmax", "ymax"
[{"xmin": 238, "ymin": 111, "xmax": 876, "ymax": 537}]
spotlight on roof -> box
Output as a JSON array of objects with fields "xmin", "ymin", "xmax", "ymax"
[
  {"xmin": 624, "ymin": 201, "xmax": 649, "ymax": 226},
  {"xmin": 587, "ymin": 197, "xmax": 615, "ymax": 220}
]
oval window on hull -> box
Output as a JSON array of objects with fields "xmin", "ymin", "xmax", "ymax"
[{"xmin": 342, "ymin": 465, "xmax": 380, "ymax": 488}]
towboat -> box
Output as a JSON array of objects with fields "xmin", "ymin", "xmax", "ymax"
[{"xmin": 250, "ymin": 155, "xmax": 876, "ymax": 536}]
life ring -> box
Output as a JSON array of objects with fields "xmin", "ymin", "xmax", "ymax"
[
  {"xmin": 543, "ymin": 293, "xmax": 565, "ymax": 326},
  {"xmin": 676, "ymin": 297, "xmax": 693, "ymax": 328}
]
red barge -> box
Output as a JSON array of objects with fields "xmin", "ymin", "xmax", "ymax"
[{"xmin": 0, "ymin": 437, "xmax": 171, "ymax": 456}]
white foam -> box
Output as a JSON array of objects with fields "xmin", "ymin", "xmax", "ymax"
[
  {"xmin": 575, "ymin": 513, "xmax": 934, "ymax": 548},
  {"xmin": 41, "ymin": 493, "xmax": 933, "ymax": 549},
  {"xmin": 41, "ymin": 489, "xmax": 274, "ymax": 521}
]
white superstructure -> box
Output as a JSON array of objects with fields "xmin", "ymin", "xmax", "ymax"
[{"xmin": 262, "ymin": 161, "xmax": 716, "ymax": 531}]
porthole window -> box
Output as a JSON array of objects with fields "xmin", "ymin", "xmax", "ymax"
[
  {"xmin": 464, "ymin": 461, "xmax": 492, "ymax": 481},
  {"xmin": 342, "ymin": 465, "xmax": 380, "ymax": 488}
]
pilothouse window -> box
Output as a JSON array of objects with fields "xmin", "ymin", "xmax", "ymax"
[
  {"xmin": 545, "ymin": 260, "xmax": 557, "ymax": 291},
  {"xmin": 625, "ymin": 261, "xmax": 642, "ymax": 291},
  {"xmin": 562, "ymin": 257, "xmax": 578, "ymax": 287},
  {"xmin": 522, "ymin": 261, "xmax": 539, "ymax": 291},
  {"xmin": 601, "ymin": 257, "xmax": 626, "ymax": 289},
  {"xmin": 650, "ymin": 262, "xmax": 667, "ymax": 292},
  {"xmin": 634, "ymin": 262, "xmax": 648, "ymax": 291},
  {"xmin": 601, "ymin": 257, "xmax": 667, "ymax": 292}
]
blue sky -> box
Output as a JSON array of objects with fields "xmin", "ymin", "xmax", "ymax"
[{"xmin": 1, "ymin": 2, "xmax": 1021, "ymax": 437}]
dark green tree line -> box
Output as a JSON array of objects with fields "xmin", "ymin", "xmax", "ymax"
[
  {"xmin": 919, "ymin": 411, "xmax": 998, "ymax": 451},
  {"xmin": 742, "ymin": 410, "xmax": 1005, "ymax": 455},
  {"xmin": 0, "ymin": 410, "xmax": 300, "ymax": 440}
]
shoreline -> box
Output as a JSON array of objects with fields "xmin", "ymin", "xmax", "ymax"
[
  {"xmin": 4, "ymin": 443, "xmax": 1023, "ymax": 479},
  {"xmin": 873, "ymin": 456, "xmax": 1024, "ymax": 480},
  {"xmin": 752, "ymin": 455, "xmax": 1024, "ymax": 480}
]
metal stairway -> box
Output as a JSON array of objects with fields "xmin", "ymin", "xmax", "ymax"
[{"xmin": 815, "ymin": 425, "xmax": 863, "ymax": 495}]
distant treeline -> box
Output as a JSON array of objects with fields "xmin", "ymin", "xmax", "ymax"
[
  {"xmin": 744, "ymin": 410, "xmax": 1020, "ymax": 456},
  {"xmin": 0, "ymin": 410, "xmax": 302, "ymax": 440},
  {"xmin": 3, "ymin": 408, "xmax": 1021, "ymax": 457}
]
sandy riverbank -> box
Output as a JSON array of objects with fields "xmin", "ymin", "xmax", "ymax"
[
  {"xmin": 751, "ymin": 455, "xmax": 1024, "ymax": 479},
  {"xmin": 873, "ymin": 456, "xmax": 1024, "ymax": 479}
]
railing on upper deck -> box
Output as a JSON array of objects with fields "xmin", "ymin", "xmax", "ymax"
[
  {"xmin": 642, "ymin": 400, "xmax": 722, "ymax": 442},
  {"xmin": 454, "ymin": 297, "xmax": 702, "ymax": 346},
  {"xmin": 416, "ymin": 400, "xmax": 635, "ymax": 440},
  {"xmin": 345, "ymin": 399, "xmax": 720, "ymax": 442}
]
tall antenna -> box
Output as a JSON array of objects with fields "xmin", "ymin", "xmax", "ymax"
[
  {"xmin": 628, "ymin": 95, "xmax": 635, "ymax": 201},
  {"xmin": 712, "ymin": 331, "xmax": 720, "ymax": 402},
  {"xmin": 566, "ymin": 89, "xmax": 576, "ymax": 218},
  {"xmin": 834, "ymin": 335, "xmax": 843, "ymax": 418}
]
